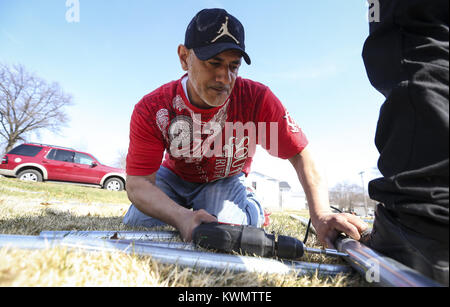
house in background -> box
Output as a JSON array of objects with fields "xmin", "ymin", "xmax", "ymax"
[{"xmin": 245, "ymin": 172, "xmax": 307, "ymax": 211}]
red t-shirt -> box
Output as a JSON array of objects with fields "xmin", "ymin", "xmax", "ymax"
[{"xmin": 126, "ymin": 75, "xmax": 308, "ymax": 182}]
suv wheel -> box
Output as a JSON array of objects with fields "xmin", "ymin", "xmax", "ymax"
[
  {"xmin": 104, "ymin": 178, "xmax": 124, "ymax": 191},
  {"xmin": 18, "ymin": 169, "xmax": 43, "ymax": 182}
]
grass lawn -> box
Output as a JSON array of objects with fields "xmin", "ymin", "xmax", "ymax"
[{"xmin": 0, "ymin": 176, "xmax": 368, "ymax": 287}]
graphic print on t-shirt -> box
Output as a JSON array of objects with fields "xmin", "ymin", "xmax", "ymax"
[{"xmin": 126, "ymin": 77, "xmax": 309, "ymax": 183}]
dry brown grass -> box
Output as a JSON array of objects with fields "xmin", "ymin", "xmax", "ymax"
[{"xmin": 0, "ymin": 176, "xmax": 367, "ymax": 287}]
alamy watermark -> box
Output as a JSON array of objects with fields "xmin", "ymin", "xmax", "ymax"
[
  {"xmin": 367, "ymin": 0, "xmax": 380, "ymax": 23},
  {"xmin": 64, "ymin": 1, "xmax": 378, "ymax": 24},
  {"xmin": 65, "ymin": 0, "xmax": 80, "ymax": 23},
  {"xmin": 365, "ymin": 259, "xmax": 381, "ymax": 283},
  {"xmin": 168, "ymin": 116, "xmax": 280, "ymax": 159}
]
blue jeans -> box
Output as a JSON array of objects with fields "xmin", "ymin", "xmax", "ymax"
[{"xmin": 123, "ymin": 166, "xmax": 265, "ymax": 228}]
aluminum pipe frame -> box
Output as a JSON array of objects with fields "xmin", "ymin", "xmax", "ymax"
[
  {"xmin": 335, "ymin": 236, "xmax": 442, "ymax": 287},
  {"xmin": 39, "ymin": 230, "xmax": 178, "ymax": 241},
  {"xmin": 0, "ymin": 234, "xmax": 351, "ymax": 278},
  {"xmin": 290, "ymin": 213, "xmax": 441, "ymax": 287},
  {"xmin": 0, "ymin": 234, "xmax": 194, "ymax": 250},
  {"xmin": 40, "ymin": 230, "xmax": 348, "ymax": 258}
]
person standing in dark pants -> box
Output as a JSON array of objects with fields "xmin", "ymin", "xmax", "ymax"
[{"xmin": 361, "ymin": 0, "xmax": 449, "ymax": 285}]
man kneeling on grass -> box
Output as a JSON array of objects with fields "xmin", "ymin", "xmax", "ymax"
[{"xmin": 122, "ymin": 8, "xmax": 368, "ymax": 245}]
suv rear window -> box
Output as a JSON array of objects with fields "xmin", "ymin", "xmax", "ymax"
[
  {"xmin": 48, "ymin": 149, "xmax": 75, "ymax": 163},
  {"xmin": 8, "ymin": 144, "xmax": 43, "ymax": 157}
]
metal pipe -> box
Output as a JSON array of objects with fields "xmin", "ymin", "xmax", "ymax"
[
  {"xmin": 305, "ymin": 247, "xmax": 348, "ymax": 258},
  {"xmin": 41, "ymin": 230, "xmax": 348, "ymax": 258},
  {"xmin": 290, "ymin": 215, "xmax": 440, "ymax": 286},
  {"xmin": 0, "ymin": 235, "xmax": 59, "ymax": 250},
  {"xmin": 0, "ymin": 234, "xmax": 351, "ymax": 277},
  {"xmin": 335, "ymin": 236, "xmax": 443, "ymax": 287},
  {"xmin": 114, "ymin": 240, "xmax": 196, "ymax": 250},
  {"xmin": 39, "ymin": 230, "xmax": 178, "ymax": 241},
  {"xmin": 0, "ymin": 234, "xmax": 194, "ymax": 250},
  {"xmin": 288, "ymin": 216, "xmax": 348, "ymax": 257}
]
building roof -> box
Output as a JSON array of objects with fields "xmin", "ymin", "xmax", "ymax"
[
  {"xmin": 249, "ymin": 171, "xmax": 280, "ymax": 182},
  {"xmin": 279, "ymin": 181, "xmax": 291, "ymax": 190}
]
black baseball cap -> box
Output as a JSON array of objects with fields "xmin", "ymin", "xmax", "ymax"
[{"xmin": 184, "ymin": 8, "xmax": 251, "ymax": 65}]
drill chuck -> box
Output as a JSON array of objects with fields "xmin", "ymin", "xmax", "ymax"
[{"xmin": 276, "ymin": 235, "xmax": 305, "ymax": 259}]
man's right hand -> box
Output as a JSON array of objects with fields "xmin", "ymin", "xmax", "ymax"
[
  {"xmin": 178, "ymin": 209, "xmax": 217, "ymax": 242},
  {"xmin": 126, "ymin": 174, "xmax": 217, "ymax": 242}
]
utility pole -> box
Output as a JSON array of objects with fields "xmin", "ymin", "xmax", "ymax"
[{"xmin": 359, "ymin": 171, "xmax": 368, "ymax": 216}]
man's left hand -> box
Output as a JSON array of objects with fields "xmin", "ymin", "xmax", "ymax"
[{"xmin": 311, "ymin": 212, "xmax": 369, "ymax": 249}]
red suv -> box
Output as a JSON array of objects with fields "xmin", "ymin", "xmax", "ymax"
[{"xmin": 0, "ymin": 143, "xmax": 126, "ymax": 191}]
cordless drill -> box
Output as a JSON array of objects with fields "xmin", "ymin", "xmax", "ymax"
[{"xmin": 192, "ymin": 222, "xmax": 347, "ymax": 259}]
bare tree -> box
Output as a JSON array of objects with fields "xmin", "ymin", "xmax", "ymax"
[
  {"xmin": 114, "ymin": 149, "xmax": 127, "ymax": 170},
  {"xmin": 0, "ymin": 63, "xmax": 73, "ymax": 153},
  {"xmin": 329, "ymin": 181, "xmax": 377, "ymax": 213}
]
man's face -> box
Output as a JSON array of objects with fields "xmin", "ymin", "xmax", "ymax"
[{"xmin": 180, "ymin": 47, "xmax": 242, "ymax": 109}]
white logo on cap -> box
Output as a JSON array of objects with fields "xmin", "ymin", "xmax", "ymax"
[{"xmin": 211, "ymin": 16, "xmax": 240, "ymax": 45}]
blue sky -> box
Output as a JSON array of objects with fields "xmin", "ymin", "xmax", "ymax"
[{"xmin": 0, "ymin": 0, "xmax": 384, "ymax": 190}]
